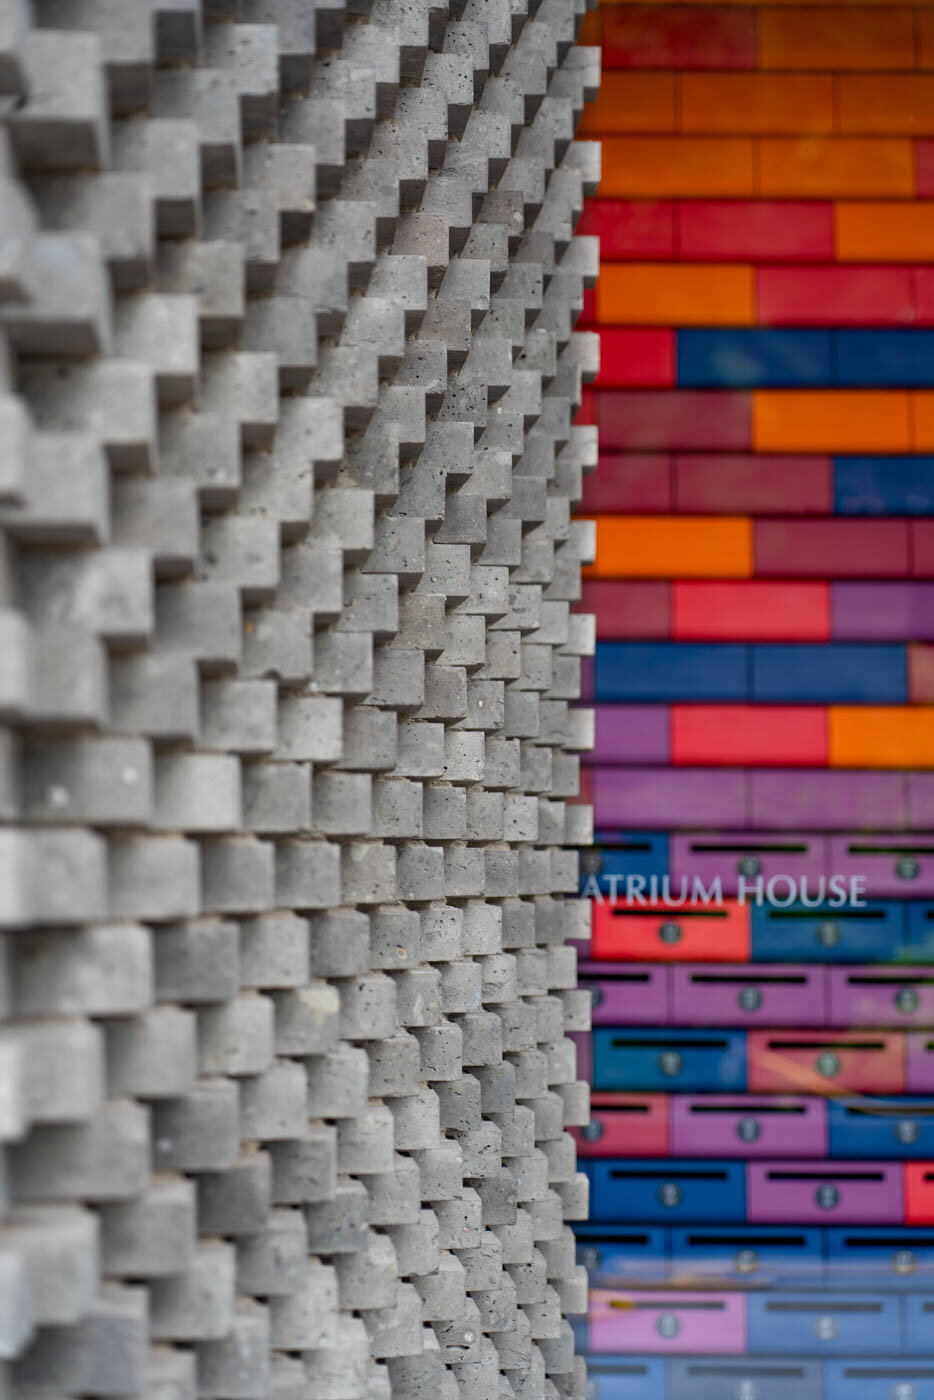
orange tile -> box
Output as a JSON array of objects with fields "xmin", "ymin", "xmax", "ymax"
[
  {"xmin": 601, "ymin": 0, "xmax": 919, "ymax": 5},
  {"xmin": 759, "ymin": 139, "xmax": 915, "ymax": 198},
  {"xmin": 912, "ymin": 393, "xmax": 934, "ymax": 450},
  {"xmin": 680, "ymin": 73, "xmax": 833, "ymax": 135},
  {"xmin": 587, "ymin": 516, "xmax": 753, "ymax": 579},
  {"xmin": 758, "ymin": 7, "xmax": 915, "ymax": 70},
  {"xmin": 753, "ymin": 392, "xmax": 912, "ymax": 454},
  {"xmin": 597, "ymin": 264, "xmax": 755, "ymax": 326},
  {"xmin": 578, "ymin": 73, "xmax": 676, "ymax": 136},
  {"xmin": 920, "ymin": 10, "xmax": 934, "ymax": 68},
  {"xmin": 910, "ymin": 645, "xmax": 934, "ymax": 702},
  {"xmin": 830, "ymin": 707, "xmax": 934, "ymax": 768},
  {"xmin": 577, "ymin": 7, "xmax": 601, "ymax": 43},
  {"xmin": 838, "ymin": 76, "xmax": 934, "ymax": 135},
  {"xmin": 835, "ymin": 203, "xmax": 934, "ymax": 262},
  {"xmin": 600, "ymin": 137, "xmax": 755, "ymax": 198}
]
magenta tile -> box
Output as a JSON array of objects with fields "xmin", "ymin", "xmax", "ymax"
[
  {"xmin": 585, "ymin": 965, "xmax": 669, "ymax": 1026},
  {"xmin": 833, "ymin": 584, "xmax": 934, "ymax": 641},
  {"xmin": 586, "ymin": 706, "xmax": 669, "ymax": 765},
  {"xmin": 670, "ymin": 831, "xmax": 829, "ymax": 897},
  {"xmin": 830, "ymin": 834, "xmax": 934, "ymax": 897},
  {"xmin": 908, "ymin": 775, "xmax": 934, "ymax": 829},
  {"xmin": 568, "ymin": 1030, "xmax": 591, "ymax": 1085},
  {"xmin": 590, "ymin": 1289, "xmax": 746, "ymax": 1355},
  {"xmin": 907, "ymin": 1032, "xmax": 934, "ymax": 1092},
  {"xmin": 747, "ymin": 1162, "xmax": 903, "ymax": 1224},
  {"xmin": 597, "ymin": 391, "xmax": 752, "ymax": 452},
  {"xmin": 672, "ymin": 1096, "xmax": 827, "ymax": 1159},
  {"xmin": 830, "ymin": 968, "xmax": 934, "ymax": 1029},
  {"xmin": 594, "ymin": 767, "xmax": 747, "ymax": 829},
  {"xmin": 671, "ymin": 965, "xmax": 826, "ymax": 1028},
  {"xmin": 750, "ymin": 770, "xmax": 908, "ymax": 831}
]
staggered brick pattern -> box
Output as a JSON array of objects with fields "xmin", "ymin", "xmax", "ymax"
[{"xmin": 0, "ymin": 1, "xmax": 599, "ymax": 1395}]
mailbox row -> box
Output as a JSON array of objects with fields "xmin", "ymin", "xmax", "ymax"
[
  {"xmin": 584, "ymin": 1352, "xmax": 934, "ymax": 1400},
  {"xmin": 576, "ymin": 1223, "xmax": 934, "ymax": 1292},
  {"xmin": 584, "ymin": 1289, "xmax": 934, "ymax": 1361},
  {"xmin": 584, "ymin": 1158, "xmax": 934, "ymax": 1225},
  {"xmin": 575, "ymin": 1096, "xmax": 934, "ymax": 1161},
  {"xmin": 586, "ymin": 896, "xmax": 934, "ymax": 964},
  {"xmin": 584, "ymin": 832, "xmax": 934, "ymax": 899},
  {"xmin": 586, "ymin": 1027, "xmax": 934, "ymax": 1095},
  {"xmin": 585, "ymin": 965, "xmax": 934, "ymax": 1029}
]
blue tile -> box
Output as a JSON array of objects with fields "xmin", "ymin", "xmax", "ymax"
[
  {"xmin": 751, "ymin": 902, "xmax": 908, "ymax": 963},
  {"xmin": 835, "ymin": 329, "xmax": 934, "ymax": 386},
  {"xmin": 747, "ymin": 1292, "xmax": 901, "ymax": 1356},
  {"xmin": 828, "ymin": 1227, "xmax": 934, "ymax": 1289},
  {"xmin": 589, "ymin": 1158, "xmax": 746, "ymax": 1224},
  {"xmin": 829, "ymin": 1099, "xmax": 934, "ymax": 1159},
  {"xmin": 835, "ymin": 457, "xmax": 934, "ymax": 515},
  {"xmin": 594, "ymin": 643, "xmax": 748, "ymax": 702},
  {"xmin": 586, "ymin": 1357, "xmax": 666, "ymax": 1400},
  {"xmin": 827, "ymin": 1359, "xmax": 934, "ymax": 1400},
  {"xmin": 751, "ymin": 643, "xmax": 907, "ymax": 702},
  {"xmin": 580, "ymin": 832, "xmax": 669, "ymax": 892},
  {"xmin": 677, "ymin": 329, "xmax": 833, "ymax": 388}
]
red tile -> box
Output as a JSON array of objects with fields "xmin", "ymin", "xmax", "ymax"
[
  {"xmin": 577, "ymin": 287, "xmax": 596, "ymax": 327},
  {"xmin": 909, "ymin": 644, "xmax": 934, "ymax": 701},
  {"xmin": 602, "ymin": 4, "xmax": 757, "ymax": 70},
  {"xmin": 757, "ymin": 265, "xmax": 917, "ymax": 325},
  {"xmin": 673, "ymin": 581, "xmax": 830, "ymax": 641},
  {"xmin": 597, "ymin": 390, "xmax": 751, "ymax": 452},
  {"xmin": 912, "ymin": 521, "xmax": 934, "ymax": 577},
  {"xmin": 580, "ymin": 454, "xmax": 673, "ymax": 513},
  {"xmin": 576, "ymin": 387, "xmax": 596, "ymax": 427},
  {"xmin": 680, "ymin": 201, "xmax": 834, "ymax": 262},
  {"xmin": 578, "ymin": 581, "xmax": 671, "ymax": 638},
  {"xmin": 674, "ymin": 455, "xmax": 833, "ymax": 514},
  {"xmin": 596, "ymin": 330, "xmax": 674, "ymax": 388},
  {"xmin": 672, "ymin": 705, "xmax": 828, "ymax": 766},
  {"xmin": 576, "ymin": 200, "xmax": 675, "ymax": 260},
  {"xmin": 912, "ymin": 270, "xmax": 934, "ymax": 324},
  {"xmin": 755, "ymin": 519, "xmax": 910, "ymax": 577}
]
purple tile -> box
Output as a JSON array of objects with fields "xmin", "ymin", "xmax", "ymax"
[
  {"xmin": 750, "ymin": 770, "xmax": 908, "ymax": 831},
  {"xmin": 670, "ymin": 830, "xmax": 829, "ymax": 896},
  {"xmin": 586, "ymin": 706, "xmax": 669, "ymax": 765},
  {"xmin": 594, "ymin": 767, "xmax": 747, "ymax": 829},
  {"xmin": 833, "ymin": 583, "xmax": 934, "ymax": 641}
]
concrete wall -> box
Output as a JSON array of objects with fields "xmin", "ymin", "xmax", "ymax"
[{"xmin": 0, "ymin": 1, "xmax": 599, "ymax": 1395}]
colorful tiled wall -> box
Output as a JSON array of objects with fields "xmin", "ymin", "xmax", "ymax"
[{"xmin": 573, "ymin": 4, "xmax": 934, "ymax": 1397}]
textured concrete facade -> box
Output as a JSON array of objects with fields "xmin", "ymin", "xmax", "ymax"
[{"xmin": 0, "ymin": 1, "xmax": 598, "ymax": 1396}]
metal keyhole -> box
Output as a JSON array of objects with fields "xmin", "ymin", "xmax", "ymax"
[
  {"xmin": 817, "ymin": 921, "xmax": 840, "ymax": 948},
  {"xmin": 659, "ymin": 922, "xmax": 682, "ymax": 945}
]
